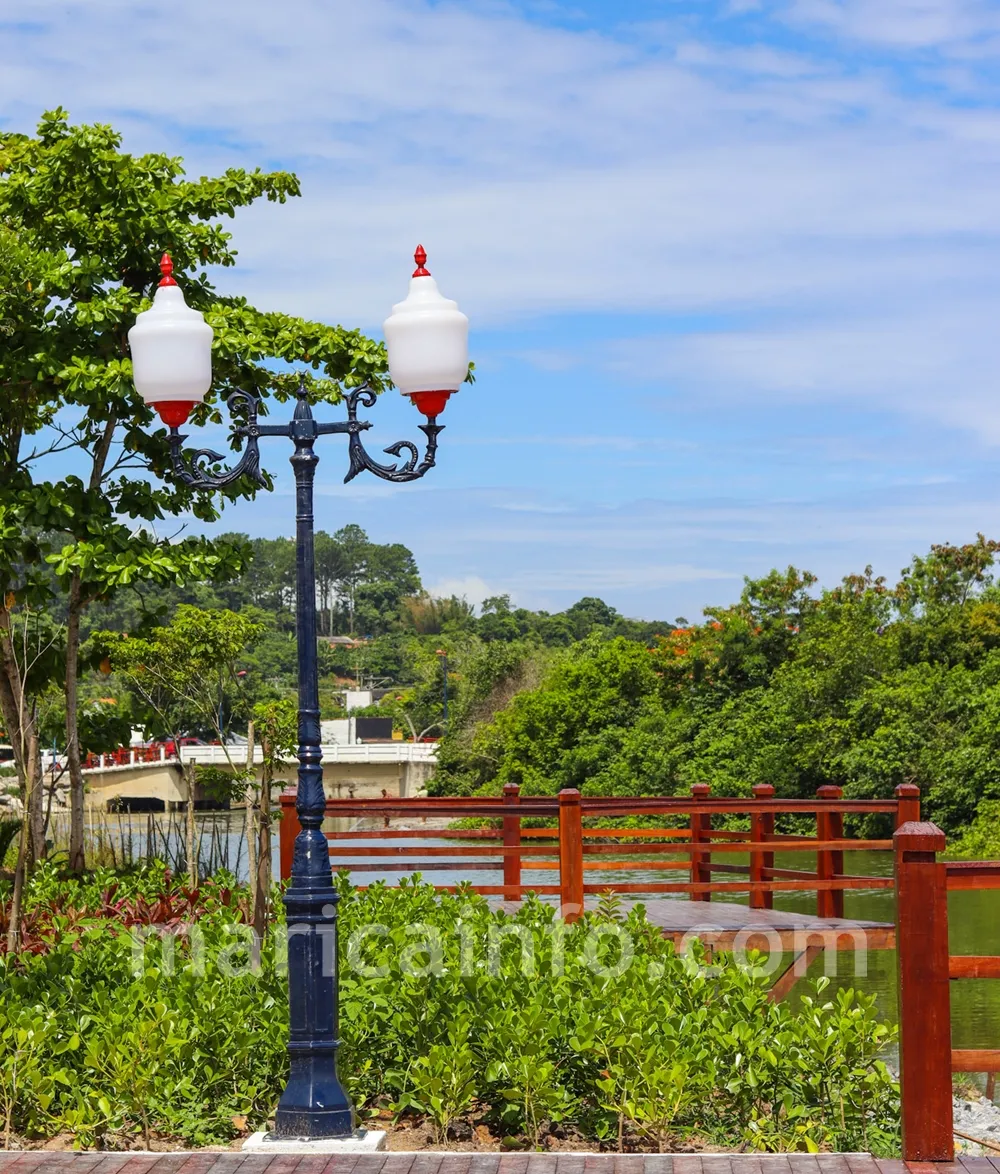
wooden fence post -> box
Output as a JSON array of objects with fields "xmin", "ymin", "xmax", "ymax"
[
  {"xmin": 558, "ymin": 788, "xmax": 584, "ymax": 922},
  {"xmin": 690, "ymin": 783, "xmax": 711, "ymax": 901},
  {"xmin": 750, "ymin": 783, "xmax": 775, "ymax": 910},
  {"xmin": 895, "ymin": 782, "xmax": 921, "ymax": 828},
  {"xmin": 894, "ymin": 820, "xmax": 953, "ymax": 1163},
  {"xmin": 503, "ymin": 783, "xmax": 522, "ymax": 901},
  {"xmin": 816, "ymin": 785, "xmax": 844, "ymax": 918},
  {"xmin": 279, "ymin": 789, "xmax": 300, "ymax": 882}
]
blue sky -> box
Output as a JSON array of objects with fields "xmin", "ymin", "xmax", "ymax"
[{"xmin": 4, "ymin": 0, "xmax": 1000, "ymax": 620}]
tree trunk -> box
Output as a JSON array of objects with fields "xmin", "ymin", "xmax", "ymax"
[
  {"xmin": 43, "ymin": 764, "xmax": 68, "ymax": 842},
  {"xmin": 5, "ymin": 816, "xmax": 27, "ymax": 953},
  {"xmin": 0, "ymin": 602, "xmax": 29, "ymax": 800},
  {"xmin": 253, "ymin": 747, "xmax": 273, "ymax": 941},
  {"xmin": 27, "ymin": 726, "xmax": 43, "ymax": 863},
  {"xmin": 0, "ymin": 607, "xmax": 44, "ymax": 866},
  {"xmin": 7, "ymin": 725, "xmax": 43, "ymax": 951},
  {"xmin": 65, "ymin": 573, "xmax": 85, "ymax": 872},
  {"xmin": 64, "ymin": 411, "xmax": 117, "ymax": 875},
  {"xmin": 185, "ymin": 759, "xmax": 197, "ymax": 887},
  {"xmin": 244, "ymin": 720, "xmax": 256, "ymax": 892}
]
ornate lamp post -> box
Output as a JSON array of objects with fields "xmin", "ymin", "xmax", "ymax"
[{"xmin": 129, "ymin": 246, "xmax": 468, "ymax": 1138}]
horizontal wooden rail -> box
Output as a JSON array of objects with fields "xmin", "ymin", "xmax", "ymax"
[
  {"xmin": 332, "ymin": 861, "xmax": 502, "ymax": 872},
  {"xmin": 953, "ymin": 1050, "xmax": 1000, "ymax": 1072},
  {"xmin": 324, "ymin": 828, "xmax": 508, "ymax": 840},
  {"xmin": 949, "ymin": 956, "xmax": 1000, "ymax": 980},
  {"xmin": 946, "ymin": 861, "xmax": 1000, "ymax": 890},
  {"xmin": 326, "ymin": 845, "xmax": 556, "ymax": 857},
  {"xmin": 582, "ymin": 877, "xmax": 893, "ymax": 895},
  {"xmin": 576, "ymin": 838, "xmax": 892, "ymax": 854},
  {"xmin": 409, "ymin": 884, "xmax": 562, "ymax": 896},
  {"xmin": 580, "ymin": 800, "xmax": 900, "ymax": 815}
]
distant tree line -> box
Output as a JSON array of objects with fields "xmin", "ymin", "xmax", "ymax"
[
  {"xmin": 33, "ymin": 525, "xmax": 671, "ymax": 754},
  {"xmin": 430, "ymin": 536, "xmax": 1000, "ymax": 840},
  {"xmin": 7, "ymin": 521, "xmax": 998, "ymax": 848}
]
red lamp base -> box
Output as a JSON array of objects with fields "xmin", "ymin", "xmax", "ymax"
[
  {"xmin": 152, "ymin": 401, "xmax": 196, "ymax": 427},
  {"xmin": 408, "ymin": 390, "xmax": 452, "ymax": 417}
]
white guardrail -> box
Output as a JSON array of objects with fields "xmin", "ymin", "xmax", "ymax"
[
  {"xmin": 82, "ymin": 743, "xmax": 437, "ymax": 773},
  {"xmin": 180, "ymin": 743, "xmax": 437, "ymax": 766}
]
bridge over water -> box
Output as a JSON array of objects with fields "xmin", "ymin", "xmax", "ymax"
[{"xmin": 79, "ymin": 742, "xmax": 437, "ymax": 811}]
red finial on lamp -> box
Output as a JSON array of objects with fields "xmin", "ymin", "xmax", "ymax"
[
  {"xmin": 412, "ymin": 245, "xmax": 430, "ymax": 278},
  {"xmin": 158, "ymin": 252, "xmax": 178, "ymax": 287}
]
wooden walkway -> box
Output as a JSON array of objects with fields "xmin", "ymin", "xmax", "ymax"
[
  {"xmin": 636, "ymin": 900, "xmax": 895, "ymax": 951},
  {"xmin": 0, "ymin": 1153, "xmax": 972, "ymax": 1173}
]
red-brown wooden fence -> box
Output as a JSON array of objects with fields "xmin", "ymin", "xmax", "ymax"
[
  {"xmin": 894, "ymin": 820, "xmax": 1000, "ymax": 1163},
  {"xmin": 279, "ymin": 782, "xmax": 916, "ymax": 918},
  {"xmin": 276, "ymin": 786, "xmax": 1000, "ymax": 1161}
]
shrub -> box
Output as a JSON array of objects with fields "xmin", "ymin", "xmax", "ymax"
[{"xmin": 0, "ymin": 864, "xmax": 900, "ymax": 1152}]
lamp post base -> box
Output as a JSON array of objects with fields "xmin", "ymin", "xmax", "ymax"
[
  {"xmin": 244, "ymin": 1129, "xmax": 386, "ymax": 1153},
  {"xmin": 272, "ymin": 1048, "xmax": 355, "ymax": 1139}
]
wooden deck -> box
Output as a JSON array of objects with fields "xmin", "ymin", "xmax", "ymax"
[
  {"xmin": 0, "ymin": 1152, "xmax": 973, "ymax": 1173},
  {"xmin": 637, "ymin": 899, "xmax": 895, "ymax": 951}
]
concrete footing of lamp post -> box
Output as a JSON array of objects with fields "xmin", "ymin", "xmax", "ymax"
[{"xmin": 243, "ymin": 1129, "xmax": 387, "ymax": 1153}]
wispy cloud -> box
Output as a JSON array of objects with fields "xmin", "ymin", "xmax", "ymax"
[
  {"xmin": 783, "ymin": 0, "xmax": 1000, "ymax": 51},
  {"xmin": 6, "ymin": 0, "xmax": 1000, "ymax": 617}
]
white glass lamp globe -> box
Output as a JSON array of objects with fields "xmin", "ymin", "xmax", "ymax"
[
  {"xmin": 383, "ymin": 246, "xmax": 468, "ymax": 417},
  {"xmin": 128, "ymin": 254, "xmax": 213, "ymax": 428}
]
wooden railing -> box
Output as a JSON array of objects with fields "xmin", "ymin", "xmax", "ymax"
[
  {"xmin": 278, "ymin": 782, "xmax": 917, "ymax": 916},
  {"xmin": 894, "ymin": 821, "xmax": 1000, "ymax": 1163}
]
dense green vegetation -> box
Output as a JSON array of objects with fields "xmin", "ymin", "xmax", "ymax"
[
  {"xmin": 430, "ymin": 537, "xmax": 1000, "ymax": 838},
  {"xmin": 72, "ymin": 524, "xmax": 667, "ymax": 736},
  {"xmin": 59, "ymin": 532, "xmax": 1000, "ymax": 840},
  {"xmin": 0, "ymin": 864, "xmax": 898, "ymax": 1153},
  {"xmin": 0, "ymin": 108, "xmax": 387, "ymax": 872}
]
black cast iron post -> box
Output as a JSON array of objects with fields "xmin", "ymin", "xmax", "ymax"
[
  {"xmin": 163, "ymin": 377, "xmax": 443, "ymax": 1137},
  {"xmin": 274, "ymin": 391, "xmax": 352, "ymax": 1136}
]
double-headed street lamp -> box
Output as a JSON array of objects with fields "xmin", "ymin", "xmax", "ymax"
[{"xmin": 129, "ymin": 247, "xmax": 468, "ymax": 1139}]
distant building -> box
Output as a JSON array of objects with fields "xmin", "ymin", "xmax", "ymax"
[{"xmin": 343, "ymin": 688, "xmax": 373, "ymax": 711}]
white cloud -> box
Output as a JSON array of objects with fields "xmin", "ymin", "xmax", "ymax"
[
  {"xmin": 7, "ymin": 0, "xmax": 1000, "ymax": 614},
  {"xmin": 4, "ymin": 0, "xmax": 1000, "ymax": 327},
  {"xmin": 605, "ymin": 297, "xmax": 1000, "ymax": 440},
  {"xmin": 784, "ymin": 0, "xmax": 1000, "ymax": 51},
  {"xmin": 201, "ymin": 480, "xmax": 1000, "ymax": 617},
  {"xmin": 508, "ymin": 564, "xmax": 741, "ymax": 590},
  {"xmin": 422, "ymin": 575, "xmax": 501, "ymax": 609}
]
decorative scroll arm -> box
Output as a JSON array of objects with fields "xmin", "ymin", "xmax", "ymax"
[
  {"xmin": 167, "ymin": 390, "xmax": 269, "ymax": 490},
  {"xmin": 341, "ymin": 386, "xmax": 443, "ymax": 484},
  {"xmin": 164, "ymin": 380, "xmax": 445, "ymax": 491}
]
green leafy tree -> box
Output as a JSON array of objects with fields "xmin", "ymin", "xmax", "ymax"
[
  {"xmin": 0, "ymin": 601, "xmax": 66, "ymax": 951},
  {"xmin": 439, "ymin": 636, "xmax": 661, "ymax": 796},
  {"xmin": 96, "ymin": 605, "xmax": 265, "ymax": 882},
  {"xmin": 249, "ymin": 697, "xmax": 297, "ymax": 935},
  {"xmin": 315, "ymin": 530, "xmax": 347, "ymax": 637},
  {"xmin": 332, "ymin": 524, "xmax": 370, "ymax": 635},
  {"xmin": 0, "ymin": 109, "xmax": 386, "ymax": 871}
]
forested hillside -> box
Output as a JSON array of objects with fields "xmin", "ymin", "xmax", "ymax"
[
  {"xmin": 432, "ymin": 536, "xmax": 1000, "ymax": 837},
  {"xmin": 77, "ymin": 529, "xmax": 1000, "ymax": 836},
  {"xmin": 72, "ymin": 524, "xmax": 665, "ymax": 741}
]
